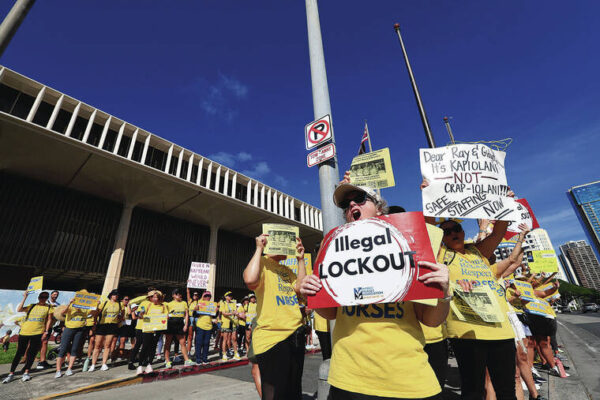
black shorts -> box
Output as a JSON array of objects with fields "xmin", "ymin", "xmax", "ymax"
[
  {"xmin": 118, "ymin": 324, "xmax": 136, "ymax": 338},
  {"xmin": 527, "ymin": 314, "xmax": 554, "ymax": 337},
  {"xmin": 167, "ymin": 318, "xmax": 186, "ymax": 335},
  {"xmin": 95, "ymin": 323, "xmax": 118, "ymax": 336}
]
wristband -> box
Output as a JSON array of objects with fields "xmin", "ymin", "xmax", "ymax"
[{"xmin": 439, "ymin": 295, "xmax": 453, "ymax": 303}]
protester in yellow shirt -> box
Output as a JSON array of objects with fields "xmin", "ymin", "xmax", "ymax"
[
  {"xmin": 244, "ymin": 233, "xmax": 308, "ymax": 399},
  {"xmin": 244, "ymin": 294, "xmax": 258, "ymax": 352},
  {"xmin": 127, "ymin": 291, "xmax": 152, "ymax": 370},
  {"xmin": 55, "ymin": 297, "xmax": 88, "ymax": 378},
  {"xmin": 219, "ymin": 292, "xmax": 240, "ymax": 361},
  {"xmin": 3, "ymin": 291, "xmax": 52, "ymax": 384},
  {"xmin": 164, "ymin": 289, "xmax": 194, "ymax": 368},
  {"xmin": 236, "ymin": 297, "xmax": 248, "ymax": 353},
  {"xmin": 301, "ymin": 178, "xmax": 450, "ymax": 399},
  {"xmin": 186, "ymin": 288, "xmax": 201, "ymax": 356},
  {"xmin": 194, "ymin": 290, "xmax": 215, "ymax": 364},
  {"xmin": 90, "ymin": 289, "xmax": 123, "ymax": 372},
  {"xmin": 136, "ymin": 290, "xmax": 168, "ymax": 375}
]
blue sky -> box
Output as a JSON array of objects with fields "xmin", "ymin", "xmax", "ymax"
[{"xmin": 1, "ymin": 1, "xmax": 599, "ymax": 252}]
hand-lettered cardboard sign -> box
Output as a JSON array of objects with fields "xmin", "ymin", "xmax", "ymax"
[
  {"xmin": 196, "ymin": 301, "xmax": 218, "ymax": 316},
  {"xmin": 72, "ymin": 291, "xmax": 101, "ymax": 310},
  {"xmin": 420, "ymin": 144, "xmax": 516, "ymax": 220},
  {"xmin": 505, "ymin": 198, "xmax": 540, "ymax": 240},
  {"xmin": 142, "ymin": 313, "xmax": 168, "ymax": 332},
  {"xmin": 307, "ymin": 212, "xmax": 443, "ymax": 308},
  {"xmin": 187, "ymin": 262, "xmax": 211, "ymax": 289}
]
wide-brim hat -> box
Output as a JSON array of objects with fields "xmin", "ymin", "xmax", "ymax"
[{"xmin": 333, "ymin": 183, "xmax": 381, "ymax": 208}]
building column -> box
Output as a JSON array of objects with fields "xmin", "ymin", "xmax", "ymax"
[
  {"xmin": 207, "ymin": 223, "xmax": 219, "ymax": 295},
  {"xmin": 101, "ymin": 204, "xmax": 134, "ymax": 297}
]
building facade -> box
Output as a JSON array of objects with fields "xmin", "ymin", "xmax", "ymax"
[
  {"xmin": 567, "ymin": 181, "xmax": 600, "ymax": 261},
  {"xmin": 0, "ymin": 66, "xmax": 324, "ymax": 298},
  {"xmin": 559, "ymin": 241, "xmax": 600, "ymax": 291}
]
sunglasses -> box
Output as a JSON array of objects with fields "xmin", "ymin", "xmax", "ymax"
[
  {"xmin": 339, "ymin": 192, "xmax": 372, "ymax": 210},
  {"xmin": 443, "ymin": 225, "xmax": 463, "ymax": 236},
  {"xmin": 193, "ymin": 293, "xmax": 200, "ymax": 297}
]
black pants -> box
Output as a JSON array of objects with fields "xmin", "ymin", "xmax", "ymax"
[
  {"xmin": 316, "ymin": 330, "xmax": 332, "ymax": 360},
  {"xmin": 129, "ymin": 329, "xmax": 144, "ymax": 364},
  {"xmin": 424, "ymin": 340, "xmax": 449, "ymax": 389},
  {"xmin": 237, "ymin": 325, "xmax": 246, "ymax": 348},
  {"xmin": 11, "ymin": 334, "xmax": 42, "ymax": 373},
  {"xmin": 139, "ymin": 332, "xmax": 161, "ymax": 367},
  {"xmin": 549, "ymin": 319, "xmax": 558, "ymax": 352},
  {"xmin": 329, "ymin": 386, "xmax": 442, "ymax": 400},
  {"xmin": 256, "ymin": 326, "xmax": 305, "ymax": 400},
  {"xmin": 450, "ymin": 338, "xmax": 516, "ymax": 400}
]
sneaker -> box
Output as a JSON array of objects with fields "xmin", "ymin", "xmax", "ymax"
[
  {"xmin": 535, "ymin": 384, "xmax": 540, "ymax": 390},
  {"xmin": 155, "ymin": 354, "xmax": 162, "ymax": 361},
  {"xmin": 184, "ymin": 360, "xmax": 195, "ymax": 366},
  {"xmin": 221, "ymin": 355, "xmax": 228, "ymax": 362},
  {"xmin": 173, "ymin": 355, "xmax": 183, "ymax": 363},
  {"xmin": 136, "ymin": 366, "xmax": 144, "ymax": 375},
  {"xmin": 534, "ymin": 376, "xmax": 547, "ymax": 383},
  {"xmin": 2, "ymin": 374, "xmax": 14, "ymax": 384},
  {"xmin": 521, "ymin": 381, "xmax": 527, "ymax": 391},
  {"xmin": 100, "ymin": 364, "xmax": 109, "ymax": 371},
  {"xmin": 54, "ymin": 371, "xmax": 62, "ymax": 379},
  {"xmin": 531, "ymin": 366, "xmax": 541, "ymax": 378},
  {"xmin": 65, "ymin": 369, "xmax": 73, "ymax": 377},
  {"xmin": 82, "ymin": 358, "xmax": 90, "ymax": 372},
  {"xmin": 128, "ymin": 362, "xmax": 136, "ymax": 370},
  {"xmin": 21, "ymin": 373, "xmax": 31, "ymax": 382},
  {"xmin": 165, "ymin": 361, "xmax": 172, "ymax": 368},
  {"xmin": 88, "ymin": 365, "xmax": 95, "ymax": 372},
  {"xmin": 144, "ymin": 365, "xmax": 153, "ymax": 374},
  {"xmin": 548, "ymin": 366, "xmax": 561, "ymax": 377},
  {"xmin": 233, "ymin": 352, "xmax": 241, "ymax": 360}
]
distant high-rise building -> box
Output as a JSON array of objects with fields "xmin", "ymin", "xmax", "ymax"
[
  {"xmin": 559, "ymin": 241, "xmax": 600, "ymax": 290},
  {"xmin": 567, "ymin": 181, "xmax": 600, "ymax": 261}
]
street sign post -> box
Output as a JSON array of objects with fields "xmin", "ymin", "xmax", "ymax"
[
  {"xmin": 305, "ymin": 114, "xmax": 333, "ymax": 150},
  {"xmin": 307, "ymin": 143, "xmax": 336, "ymax": 167}
]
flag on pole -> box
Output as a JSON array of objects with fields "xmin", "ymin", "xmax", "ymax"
[{"xmin": 358, "ymin": 122, "xmax": 370, "ymax": 154}]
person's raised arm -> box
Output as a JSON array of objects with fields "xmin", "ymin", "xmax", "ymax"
[
  {"xmin": 294, "ymin": 238, "xmax": 306, "ymax": 296},
  {"xmin": 186, "ymin": 287, "xmax": 192, "ymax": 304},
  {"xmin": 475, "ymin": 220, "xmax": 508, "ymax": 260},
  {"xmin": 243, "ymin": 234, "xmax": 268, "ymax": 290},
  {"xmin": 62, "ymin": 298, "xmax": 75, "ymax": 316},
  {"xmin": 495, "ymin": 223, "xmax": 530, "ymax": 278},
  {"xmin": 16, "ymin": 291, "xmax": 28, "ymax": 313}
]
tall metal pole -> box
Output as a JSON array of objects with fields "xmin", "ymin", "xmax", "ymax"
[
  {"xmin": 443, "ymin": 116, "xmax": 456, "ymax": 144},
  {"xmin": 0, "ymin": 0, "xmax": 36, "ymax": 58},
  {"xmin": 393, "ymin": 23, "xmax": 436, "ymax": 148},
  {"xmin": 306, "ymin": 0, "xmax": 344, "ymax": 235}
]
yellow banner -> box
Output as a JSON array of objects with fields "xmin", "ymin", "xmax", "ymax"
[
  {"xmin": 196, "ymin": 301, "xmax": 218, "ymax": 316},
  {"xmin": 527, "ymin": 250, "xmax": 559, "ymax": 273},
  {"xmin": 349, "ymin": 147, "xmax": 395, "ymax": 189},
  {"xmin": 26, "ymin": 276, "xmax": 43, "ymax": 295},
  {"xmin": 72, "ymin": 290, "xmax": 101, "ymax": 310},
  {"xmin": 263, "ymin": 224, "xmax": 299, "ymax": 257},
  {"xmin": 525, "ymin": 298, "xmax": 554, "ymax": 317},
  {"xmin": 142, "ymin": 313, "xmax": 168, "ymax": 332},
  {"xmin": 513, "ymin": 280, "xmax": 536, "ymax": 302}
]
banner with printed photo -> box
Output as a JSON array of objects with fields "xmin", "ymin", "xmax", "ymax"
[
  {"xmin": 420, "ymin": 144, "xmax": 515, "ymax": 220},
  {"xmin": 513, "ymin": 280, "xmax": 536, "ymax": 302},
  {"xmin": 349, "ymin": 147, "xmax": 395, "ymax": 189},
  {"xmin": 143, "ymin": 313, "xmax": 168, "ymax": 332},
  {"xmin": 451, "ymin": 283, "xmax": 505, "ymax": 323},
  {"xmin": 72, "ymin": 290, "xmax": 101, "ymax": 310},
  {"xmin": 504, "ymin": 198, "xmax": 540, "ymax": 240},
  {"xmin": 263, "ymin": 224, "xmax": 299, "ymax": 257},
  {"xmin": 187, "ymin": 262, "xmax": 211, "ymax": 289},
  {"xmin": 307, "ymin": 212, "xmax": 443, "ymax": 308},
  {"xmin": 196, "ymin": 301, "xmax": 218, "ymax": 316},
  {"xmin": 526, "ymin": 250, "xmax": 559, "ymax": 273}
]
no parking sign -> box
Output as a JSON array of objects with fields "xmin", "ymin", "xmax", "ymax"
[{"xmin": 305, "ymin": 114, "xmax": 333, "ymax": 150}]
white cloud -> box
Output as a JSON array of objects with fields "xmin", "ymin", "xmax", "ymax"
[
  {"xmin": 274, "ymin": 175, "xmax": 289, "ymax": 187},
  {"xmin": 189, "ymin": 73, "xmax": 249, "ymax": 121},
  {"xmin": 243, "ymin": 162, "xmax": 270, "ymax": 178},
  {"xmin": 208, "ymin": 151, "xmax": 254, "ymax": 168},
  {"xmin": 237, "ymin": 152, "xmax": 253, "ymax": 162}
]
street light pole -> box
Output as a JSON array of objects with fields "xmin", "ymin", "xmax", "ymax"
[
  {"xmin": 0, "ymin": 0, "xmax": 36, "ymax": 58},
  {"xmin": 393, "ymin": 23, "xmax": 436, "ymax": 148},
  {"xmin": 443, "ymin": 116, "xmax": 456, "ymax": 144}
]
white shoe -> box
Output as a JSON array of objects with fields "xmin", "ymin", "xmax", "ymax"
[
  {"xmin": 54, "ymin": 371, "xmax": 62, "ymax": 379},
  {"xmin": 100, "ymin": 364, "xmax": 109, "ymax": 371},
  {"xmin": 521, "ymin": 381, "xmax": 527, "ymax": 391},
  {"xmin": 531, "ymin": 366, "xmax": 541, "ymax": 378},
  {"xmin": 136, "ymin": 366, "xmax": 144, "ymax": 375},
  {"xmin": 88, "ymin": 365, "xmax": 95, "ymax": 372},
  {"xmin": 535, "ymin": 384, "xmax": 540, "ymax": 390},
  {"xmin": 2, "ymin": 374, "xmax": 14, "ymax": 384},
  {"xmin": 65, "ymin": 369, "xmax": 73, "ymax": 377},
  {"xmin": 144, "ymin": 365, "xmax": 153, "ymax": 374},
  {"xmin": 21, "ymin": 373, "xmax": 31, "ymax": 382}
]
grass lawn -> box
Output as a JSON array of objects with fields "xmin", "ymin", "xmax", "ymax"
[{"xmin": 0, "ymin": 342, "xmax": 17, "ymax": 364}]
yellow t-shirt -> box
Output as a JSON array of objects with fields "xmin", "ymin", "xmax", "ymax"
[
  {"xmin": 439, "ymin": 245, "xmax": 514, "ymax": 340},
  {"xmin": 244, "ymin": 302, "xmax": 257, "ymax": 326},
  {"xmin": 328, "ymin": 303, "xmax": 441, "ymax": 398},
  {"xmin": 196, "ymin": 315, "xmax": 213, "ymax": 330},
  {"xmin": 20, "ymin": 304, "xmax": 51, "ymax": 336},
  {"xmin": 135, "ymin": 300, "xmax": 151, "ymax": 331},
  {"xmin": 220, "ymin": 301, "xmax": 235, "ymax": 329},
  {"xmin": 167, "ymin": 301, "xmax": 187, "ymax": 318},
  {"xmin": 188, "ymin": 300, "xmax": 198, "ymax": 316},
  {"xmin": 65, "ymin": 307, "xmax": 88, "ymax": 329},
  {"xmin": 313, "ymin": 312, "xmax": 329, "ymax": 332},
  {"xmin": 85, "ymin": 313, "xmax": 95, "ymax": 327},
  {"xmin": 420, "ymin": 323, "xmax": 446, "ymax": 344},
  {"xmin": 98, "ymin": 301, "xmax": 121, "ymax": 325},
  {"xmin": 251, "ymin": 256, "xmax": 302, "ymax": 356},
  {"xmin": 237, "ymin": 305, "xmax": 246, "ymax": 326}
]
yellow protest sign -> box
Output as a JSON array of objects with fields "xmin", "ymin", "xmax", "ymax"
[
  {"xmin": 513, "ymin": 280, "xmax": 536, "ymax": 302},
  {"xmin": 349, "ymin": 147, "xmax": 395, "ymax": 189},
  {"xmin": 525, "ymin": 298, "xmax": 553, "ymax": 317},
  {"xmin": 527, "ymin": 250, "xmax": 559, "ymax": 273},
  {"xmin": 196, "ymin": 301, "xmax": 218, "ymax": 316},
  {"xmin": 26, "ymin": 276, "xmax": 43, "ymax": 295},
  {"xmin": 72, "ymin": 290, "xmax": 101, "ymax": 310},
  {"xmin": 263, "ymin": 224, "xmax": 299, "ymax": 257},
  {"xmin": 142, "ymin": 313, "xmax": 168, "ymax": 332},
  {"xmin": 450, "ymin": 283, "xmax": 505, "ymax": 323}
]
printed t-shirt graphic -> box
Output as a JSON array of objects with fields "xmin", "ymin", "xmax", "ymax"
[
  {"xmin": 244, "ymin": 302, "xmax": 257, "ymax": 325},
  {"xmin": 237, "ymin": 305, "xmax": 246, "ymax": 326},
  {"xmin": 20, "ymin": 304, "xmax": 52, "ymax": 336},
  {"xmin": 65, "ymin": 307, "xmax": 87, "ymax": 329},
  {"xmin": 251, "ymin": 256, "xmax": 302, "ymax": 356},
  {"xmin": 439, "ymin": 244, "xmax": 514, "ymax": 340},
  {"xmin": 98, "ymin": 301, "xmax": 121, "ymax": 324},
  {"xmin": 167, "ymin": 301, "xmax": 187, "ymax": 318},
  {"xmin": 85, "ymin": 313, "xmax": 95, "ymax": 327},
  {"xmin": 220, "ymin": 301, "xmax": 234, "ymax": 329},
  {"xmin": 135, "ymin": 300, "xmax": 151, "ymax": 331},
  {"xmin": 328, "ymin": 302, "xmax": 441, "ymax": 398}
]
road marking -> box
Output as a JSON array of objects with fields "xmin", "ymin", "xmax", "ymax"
[{"xmin": 558, "ymin": 320, "xmax": 598, "ymax": 353}]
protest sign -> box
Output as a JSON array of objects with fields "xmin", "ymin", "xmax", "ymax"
[
  {"xmin": 505, "ymin": 198, "xmax": 540, "ymax": 239},
  {"xmin": 420, "ymin": 144, "xmax": 515, "ymax": 220},
  {"xmin": 26, "ymin": 276, "xmax": 43, "ymax": 295},
  {"xmin": 450, "ymin": 283, "xmax": 505, "ymax": 323},
  {"xmin": 349, "ymin": 147, "xmax": 395, "ymax": 189},
  {"xmin": 187, "ymin": 262, "xmax": 211, "ymax": 289},
  {"xmin": 307, "ymin": 212, "xmax": 443, "ymax": 308},
  {"xmin": 526, "ymin": 250, "xmax": 559, "ymax": 273},
  {"xmin": 196, "ymin": 301, "xmax": 218, "ymax": 316},
  {"xmin": 72, "ymin": 290, "xmax": 101, "ymax": 310},
  {"xmin": 143, "ymin": 313, "xmax": 168, "ymax": 332},
  {"xmin": 525, "ymin": 298, "xmax": 553, "ymax": 317},
  {"xmin": 544, "ymin": 290, "xmax": 560, "ymax": 302},
  {"xmin": 513, "ymin": 280, "xmax": 536, "ymax": 302},
  {"xmin": 536, "ymin": 282, "xmax": 555, "ymax": 292},
  {"xmin": 262, "ymin": 224, "xmax": 299, "ymax": 257}
]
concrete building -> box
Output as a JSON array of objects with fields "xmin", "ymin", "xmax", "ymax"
[
  {"xmin": 0, "ymin": 65, "xmax": 324, "ymax": 297},
  {"xmin": 559, "ymin": 241, "xmax": 600, "ymax": 291},
  {"xmin": 567, "ymin": 181, "xmax": 600, "ymax": 261}
]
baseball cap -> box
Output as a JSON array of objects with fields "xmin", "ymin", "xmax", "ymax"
[
  {"xmin": 224, "ymin": 291, "xmax": 232, "ymax": 297},
  {"xmin": 333, "ymin": 183, "xmax": 381, "ymax": 208}
]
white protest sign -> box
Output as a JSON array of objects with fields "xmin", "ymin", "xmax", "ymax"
[
  {"xmin": 419, "ymin": 144, "xmax": 516, "ymax": 221},
  {"xmin": 187, "ymin": 262, "xmax": 211, "ymax": 289}
]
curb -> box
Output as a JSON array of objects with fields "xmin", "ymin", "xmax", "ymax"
[{"xmin": 33, "ymin": 375, "xmax": 143, "ymax": 400}]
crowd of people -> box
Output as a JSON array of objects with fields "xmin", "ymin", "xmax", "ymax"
[{"xmin": 1, "ymin": 170, "xmax": 568, "ymax": 400}]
